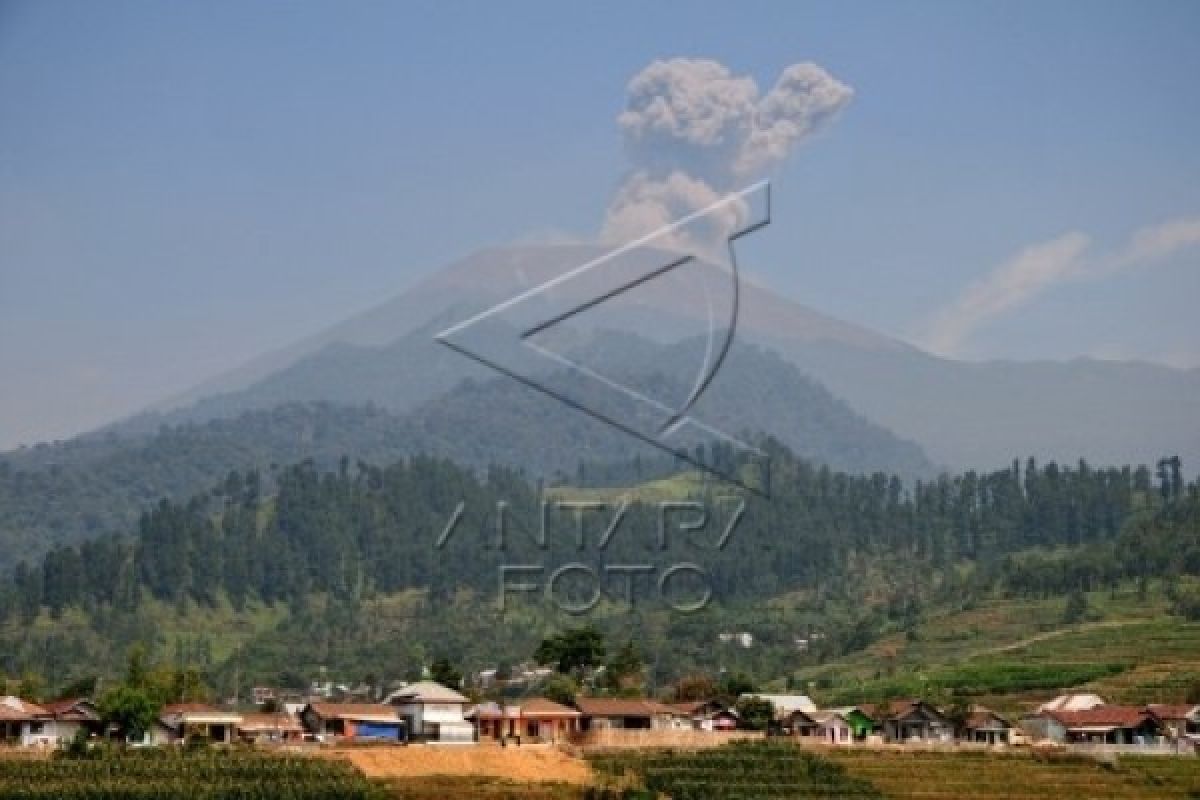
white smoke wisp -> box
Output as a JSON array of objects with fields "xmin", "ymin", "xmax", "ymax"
[
  {"xmin": 920, "ymin": 233, "xmax": 1092, "ymax": 358},
  {"xmin": 919, "ymin": 215, "xmax": 1200, "ymax": 358},
  {"xmin": 603, "ymin": 58, "xmax": 853, "ymax": 247}
]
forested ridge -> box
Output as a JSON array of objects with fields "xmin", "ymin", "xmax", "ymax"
[
  {"xmin": 1, "ymin": 442, "xmax": 1196, "ymax": 690},
  {"xmin": 0, "ymin": 335, "xmax": 934, "ymax": 573}
]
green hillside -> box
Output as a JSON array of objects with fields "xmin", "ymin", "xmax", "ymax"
[
  {"xmin": 1, "ymin": 445, "xmax": 1196, "ymax": 708},
  {"xmin": 792, "ymin": 587, "xmax": 1200, "ymax": 714}
]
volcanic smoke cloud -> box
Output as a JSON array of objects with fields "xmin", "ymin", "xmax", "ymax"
[{"xmin": 603, "ymin": 58, "xmax": 854, "ymax": 245}]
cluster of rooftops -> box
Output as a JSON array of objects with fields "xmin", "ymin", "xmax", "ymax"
[{"xmin": 1, "ymin": 687, "xmax": 1197, "ymax": 753}]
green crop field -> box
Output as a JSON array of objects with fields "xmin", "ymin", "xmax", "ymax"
[
  {"xmin": 827, "ymin": 749, "xmax": 1200, "ymax": 800},
  {"xmin": 0, "ymin": 750, "xmax": 387, "ymax": 800},
  {"xmin": 590, "ymin": 740, "xmax": 883, "ymax": 799},
  {"xmin": 385, "ymin": 775, "xmax": 600, "ymax": 800},
  {"xmin": 587, "ymin": 740, "xmax": 1200, "ymax": 800}
]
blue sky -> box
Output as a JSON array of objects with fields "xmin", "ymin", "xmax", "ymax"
[{"xmin": 1, "ymin": 1, "xmax": 1198, "ymax": 447}]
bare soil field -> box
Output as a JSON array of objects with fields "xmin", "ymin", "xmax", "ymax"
[{"xmin": 323, "ymin": 743, "xmax": 595, "ymax": 785}]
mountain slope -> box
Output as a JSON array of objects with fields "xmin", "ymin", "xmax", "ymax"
[
  {"xmin": 0, "ymin": 332, "xmax": 932, "ymax": 570},
  {"xmin": 138, "ymin": 243, "xmax": 1199, "ymax": 472},
  {"xmin": 149, "ymin": 244, "xmax": 905, "ymax": 412}
]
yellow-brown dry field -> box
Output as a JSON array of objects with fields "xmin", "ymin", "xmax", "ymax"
[{"xmin": 323, "ymin": 743, "xmax": 594, "ymax": 785}]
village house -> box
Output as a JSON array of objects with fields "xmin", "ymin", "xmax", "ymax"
[
  {"xmin": 475, "ymin": 664, "xmax": 554, "ymax": 691},
  {"xmin": 235, "ymin": 711, "xmax": 305, "ymax": 743},
  {"xmin": 0, "ymin": 697, "xmax": 51, "ymax": 747},
  {"xmin": 466, "ymin": 702, "xmax": 517, "ymax": 740},
  {"xmin": 745, "ymin": 692, "xmax": 819, "ymax": 735},
  {"xmin": 1146, "ymin": 704, "xmax": 1200, "ymax": 740},
  {"xmin": 301, "ymin": 703, "xmax": 405, "ymax": 741},
  {"xmin": 385, "ymin": 681, "xmax": 473, "ymax": 743},
  {"xmin": 810, "ymin": 710, "xmax": 854, "ymax": 744},
  {"xmin": 33, "ymin": 698, "xmax": 102, "ymax": 746},
  {"xmin": 783, "ymin": 709, "xmax": 819, "ymax": 737},
  {"xmin": 575, "ymin": 697, "xmax": 686, "ymax": 731},
  {"xmin": 129, "ymin": 719, "xmax": 178, "ymax": 747},
  {"xmin": 669, "ymin": 700, "xmax": 738, "ymax": 732},
  {"xmin": 961, "ymin": 708, "xmax": 1012, "ymax": 745},
  {"xmin": 468, "ymin": 697, "xmax": 581, "ymax": 742},
  {"xmin": 1024, "ymin": 706, "xmax": 1163, "ymax": 746},
  {"xmin": 160, "ymin": 703, "xmax": 243, "ymax": 745},
  {"xmin": 829, "ymin": 707, "xmax": 880, "ymax": 741},
  {"xmin": 864, "ymin": 700, "xmax": 954, "ymax": 743}
]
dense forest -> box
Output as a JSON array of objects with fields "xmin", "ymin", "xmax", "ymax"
[{"xmin": 0, "ymin": 441, "xmax": 1196, "ymax": 693}]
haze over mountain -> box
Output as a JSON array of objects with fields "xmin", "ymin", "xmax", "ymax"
[
  {"xmin": 0, "ymin": 327, "xmax": 931, "ymax": 571},
  {"xmin": 128, "ymin": 244, "xmax": 1200, "ymax": 473},
  {"xmin": 4, "ymin": 242, "xmax": 1195, "ymax": 570}
]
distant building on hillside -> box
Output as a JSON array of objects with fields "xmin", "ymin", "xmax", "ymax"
[{"xmin": 718, "ymin": 632, "xmax": 754, "ymax": 648}]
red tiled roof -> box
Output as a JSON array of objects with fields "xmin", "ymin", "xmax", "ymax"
[
  {"xmin": 519, "ymin": 697, "xmax": 580, "ymax": 717},
  {"xmin": 38, "ymin": 697, "xmax": 84, "ymax": 715},
  {"xmin": 575, "ymin": 697, "xmax": 678, "ymax": 717},
  {"xmin": 1047, "ymin": 706, "xmax": 1154, "ymax": 729},
  {"xmin": 0, "ymin": 697, "xmax": 48, "ymax": 721},
  {"xmin": 1147, "ymin": 704, "xmax": 1200, "ymax": 720},
  {"xmin": 35, "ymin": 697, "xmax": 98, "ymax": 721}
]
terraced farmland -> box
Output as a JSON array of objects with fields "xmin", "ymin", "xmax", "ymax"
[
  {"xmin": 590, "ymin": 740, "xmax": 882, "ymax": 799},
  {"xmin": 795, "ymin": 587, "xmax": 1200, "ymax": 712},
  {"xmin": 827, "ymin": 749, "xmax": 1200, "ymax": 800}
]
